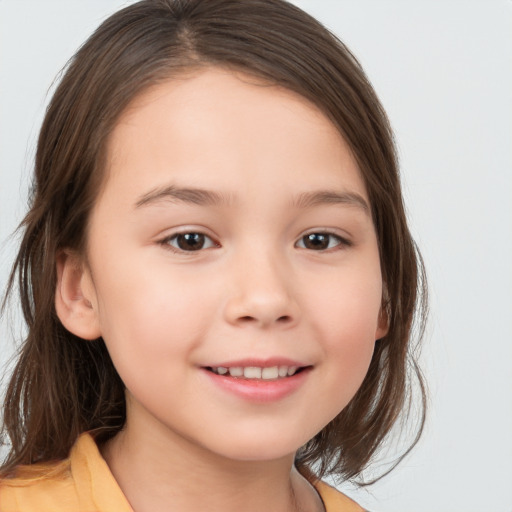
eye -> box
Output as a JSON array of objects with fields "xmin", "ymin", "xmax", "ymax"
[
  {"xmin": 296, "ymin": 232, "xmax": 349, "ymax": 251},
  {"xmin": 162, "ymin": 232, "xmax": 218, "ymax": 252}
]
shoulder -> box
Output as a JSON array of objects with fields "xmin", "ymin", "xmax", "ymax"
[
  {"xmin": 0, "ymin": 434, "xmax": 131, "ymax": 512},
  {"xmin": 0, "ymin": 458, "xmax": 79, "ymax": 511},
  {"xmin": 313, "ymin": 480, "xmax": 367, "ymax": 512}
]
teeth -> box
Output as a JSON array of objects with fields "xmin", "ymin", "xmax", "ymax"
[
  {"xmin": 244, "ymin": 367, "xmax": 262, "ymax": 379},
  {"xmin": 287, "ymin": 366, "xmax": 298, "ymax": 376},
  {"xmin": 261, "ymin": 367, "xmax": 279, "ymax": 380},
  {"xmin": 229, "ymin": 367, "xmax": 243, "ymax": 377},
  {"xmin": 210, "ymin": 365, "xmax": 300, "ymax": 379},
  {"xmin": 278, "ymin": 365, "xmax": 289, "ymax": 377}
]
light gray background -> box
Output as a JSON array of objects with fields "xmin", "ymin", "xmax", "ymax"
[{"xmin": 1, "ymin": 1, "xmax": 511, "ymax": 511}]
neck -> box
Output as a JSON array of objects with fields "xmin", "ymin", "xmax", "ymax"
[{"xmin": 101, "ymin": 413, "xmax": 324, "ymax": 512}]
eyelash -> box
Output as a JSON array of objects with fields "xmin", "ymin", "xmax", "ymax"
[
  {"xmin": 159, "ymin": 232, "xmax": 219, "ymax": 254},
  {"xmin": 296, "ymin": 231, "xmax": 351, "ymax": 251},
  {"xmin": 159, "ymin": 230, "xmax": 351, "ymax": 254}
]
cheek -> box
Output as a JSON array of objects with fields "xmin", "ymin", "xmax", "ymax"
[
  {"xmin": 308, "ymin": 262, "xmax": 382, "ymax": 376},
  {"xmin": 92, "ymin": 255, "xmax": 214, "ymax": 363},
  {"xmin": 315, "ymin": 265, "xmax": 382, "ymax": 335}
]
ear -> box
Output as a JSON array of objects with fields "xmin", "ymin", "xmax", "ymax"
[
  {"xmin": 55, "ymin": 250, "xmax": 101, "ymax": 340},
  {"xmin": 375, "ymin": 283, "xmax": 390, "ymax": 340},
  {"xmin": 375, "ymin": 307, "xmax": 389, "ymax": 340}
]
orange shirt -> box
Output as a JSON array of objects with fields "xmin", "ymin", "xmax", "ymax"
[{"xmin": 0, "ymin": 434, "xmax": 364, "ymax": 511}]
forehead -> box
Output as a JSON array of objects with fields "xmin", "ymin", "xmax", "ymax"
[{"xmin": 101, "ymin": 66, "xmax": 367, "ymax": 205}]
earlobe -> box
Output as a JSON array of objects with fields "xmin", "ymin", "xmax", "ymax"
[
  {"xmin": 55, "ymin": 250, "xmax": 101, "ymax": 340},
  {"xmin": 375, "ymin": 285, "xmax": 390, "ymax": 340},
  {"xmin": 375, "ymin": 307, "xmax": 389, "ymax": 340}
]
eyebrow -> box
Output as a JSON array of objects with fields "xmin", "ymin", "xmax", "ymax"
[
  {"xmin": 134, "ymin": 184, "xmax": 370, "ymax": 214},
  {"xmin": 135, "ymin": 185, "xmax": 232, "ymax": 208},
  {"xmin": 291, "ymin": 190, "xmax": 370, "ymax": 214}
]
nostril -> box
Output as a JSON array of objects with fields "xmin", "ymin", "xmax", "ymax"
[{"xmin": 237, "ymin": 315, "xmax": 292, "ymax": 325}]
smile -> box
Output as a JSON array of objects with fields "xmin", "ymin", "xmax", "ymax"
[{"xmin": 208, "ymin": 365, "xmax": 300, "ymax": 380}]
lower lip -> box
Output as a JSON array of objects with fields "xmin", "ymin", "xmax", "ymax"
[{"xmin": 202, "ymin": 368, "xmax": 311, "ymax": 403}]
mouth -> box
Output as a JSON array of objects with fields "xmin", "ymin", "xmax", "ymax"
[
  {"xmin": 201, "ymin": 361, "xmax": 311, "ymax": 402},
  {"xmin": 204, "ymin": 365, "xmax": 308, "ymax": 380}
]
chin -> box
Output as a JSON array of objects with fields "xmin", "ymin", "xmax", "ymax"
[{"xmin": 207, "ymin": 433, "xmax": 306, "ymax": 463}]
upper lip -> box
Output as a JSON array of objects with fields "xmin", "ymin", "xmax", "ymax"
[{"xmin": 201, "ymin": 357, "xmax": 309, "ymax": 368}]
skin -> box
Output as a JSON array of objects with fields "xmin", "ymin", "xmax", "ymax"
[{"xmin": 56, "ymin": 67, "xmax": 387, "ymax": 512}]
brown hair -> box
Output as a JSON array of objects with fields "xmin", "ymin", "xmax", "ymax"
[{"xmin": 1, "ymin": 0, "xmax": 427, "ymax": 483}]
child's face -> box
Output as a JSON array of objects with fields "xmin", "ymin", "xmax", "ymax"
[{"xmin": 77, "ymin": 67, "xmax": 386, "ymax": 461}]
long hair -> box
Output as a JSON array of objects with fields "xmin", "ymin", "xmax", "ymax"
[{"xmin": 1, "ymin": 0, "xmax": 427, "ymax": 482}]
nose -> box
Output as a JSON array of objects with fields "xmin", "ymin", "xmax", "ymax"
[{"xmin": 223, "ymin": 248, "xmax": 299, "ymax": 329}]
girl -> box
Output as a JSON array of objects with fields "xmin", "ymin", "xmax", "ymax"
[{"xmin": 0, "ymin": 1, "xmax": 427, "ymax": 511}]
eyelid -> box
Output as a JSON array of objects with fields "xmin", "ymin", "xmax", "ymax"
[
  {"xmin": 295, "ymin": 230, "xmax": 353, "ymax": 250},
  {"xmin": 158, "ymin": 228, "xmax": 220, "ymax": 254},
  {"xmin": 156, "ymin": 227, "xmax": 352, "ymax": 254}
]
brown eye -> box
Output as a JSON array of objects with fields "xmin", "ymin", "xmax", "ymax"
[
  {"xmin": 297, "ymin": 233, "xmax": 344, "ymax": 250},
  {"xmin": 165, "ymin": 233, "xmax": 216, "ymax": 252}
]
